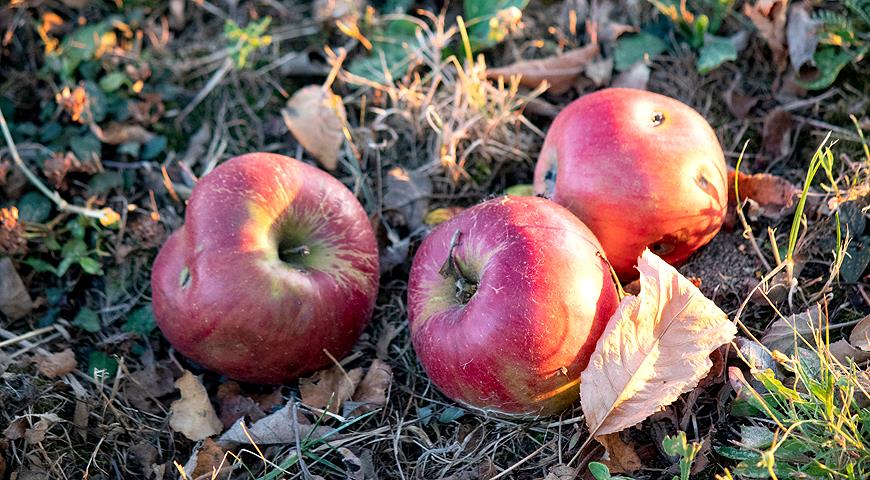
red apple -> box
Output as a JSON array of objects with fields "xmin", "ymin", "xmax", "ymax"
[
  {"xmin": 151, "ymin": 153, "xmax": 379, "ymax": 384},
  {"xmin": 534, "ymin": 88, "xmax": 728, "ymax": 280},
  {"xmin": 407, "ymin": 196, "xmax": 619, "ymax": 415}
]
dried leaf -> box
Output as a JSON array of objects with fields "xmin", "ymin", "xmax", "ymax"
[
  {"xmin": 486, "ymin": 44, "xmax": 600, "ymax": 94},
  {"xmin": 216, "ymin": 381, "xmax": 267, "ymax": 429},
  {"xmin": 761, "ymin": 109, "xmax": 794, "ymax": 159},
  {"xmin": 424, "ymin": 207, "xmax": 465, "ymax": 226},
  {"xmin": 0, "ymin": 207, "xmax": 27, "ymax": 256},
  {"xmin": 850, "ymin": 316, "xmax": 870, "ymax": 352},
  {"xmin": 598, "ymin": 433, "xmax": 642, "ymax": 473},
  {"xmin": 0, "ymin": 257, "xmax": 34, "ymax": 319},
  {"xmin": 580, "ymin": 250, "xmax": 737, "ymax": 437},
  {"xmin": 343, "ymin": 448, "xmax": 378, "ymax": 480},
  {"xmin": 187, "ymin": 438, "xmax": 229, "ymax": 480},
  {"xmin": 744, "ymin": 0, "xmax": 789, "ymax": 71},
  {"xmin": 35, "ymin": 349, "xmax": 77, "ymax": 378},
  {"xmin": 760, "ymin": 306, "xmax": 823, "ymax": 354},
  {"xmin": 349, "ymin": 359, "xmax": 393, "ymax": 415},
  {"xmin": 169, "ymin": 370, "xmax": 222, "ymax": 441},
  {"xmin": 383, "ymin": 167, "xmax": 432, "ymax": 231},
  {"xmin": 300, "ymin": 364, "xmax": 363, "ymax": 414},
  {"xmin": 584, "ymin": 57, "xmax": 613, "ymax": 87},
  {"xmin": 728, "ymin": 167, "xmax": 799, "ymax": 220},
  {"xmin": 722, "ymin": 77, "xmax": 759, "ymax": 119},
  {"xmin": 282, "ymin": 85, "xmax": 347, "ymax": 170},
  {"xmin": 3, "ymin": 418, "xmax": 27, "ymax": 440},
  {"xmin": 42, "ymin": 152, "xmax": 99, "ymax": 189},
  {"xmin": 123, "ymin": 360, "xmax": 176, "ymax": 411},
  {"xmin": 787, "ymin": 3, "xmax": 819, "ymax": 71},
  {"xmin": 828, "ymin": 340, "xmax": 870, "ymax": 364},
  {"xmin": 543, "ymin": 465, "xmax": 576, "ymax": 480},
  {"xmin": 92, "ymin": 122, "xmax": 155, "ymax": 145},
  {"xmin": 611, "ymin": 61, "xmax": 649, "ymax": 90},
  {"xmin": 220, "ymin": 402, "xmax": 336, "ymax": 444}
]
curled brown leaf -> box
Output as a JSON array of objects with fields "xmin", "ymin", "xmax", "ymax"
[{"xmin": 486, "ymin": 44, "xmax": 600, "ymax": 94}]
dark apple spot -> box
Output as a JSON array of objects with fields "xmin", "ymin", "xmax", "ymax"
[
  {"xmin": 650, "ymin": 241, "xmax": 675, "ymax": 256},
  {"xmin": 179, "ymin": 267, "xmax": 191, "ymax": 288},
  {"xmin": 543, "ymin": 152, "xmax": 558, "ymax": 198},
  {"xmin": 651, "ymin": 112, "xmax": 665, "ymax": 127}
]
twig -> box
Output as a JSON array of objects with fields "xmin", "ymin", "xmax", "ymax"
[
  {"xmin": 0, "ymin": 107, "xmax": 116, "ymax": 223},
  {"xmin": 0, "ymin": 325, "xmax": 56, "ymax": 349}
]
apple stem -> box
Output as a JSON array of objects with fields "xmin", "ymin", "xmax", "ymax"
[
  {"xmin": 282, "ymin": 245, "xmax": 311, "ymax": 258},
  {"xmin": 438, "ymin": 230, "xmax": 478, "ymax": 304}
]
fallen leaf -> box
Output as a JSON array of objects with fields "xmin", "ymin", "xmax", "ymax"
[
  {"xmin": 0, "ymin": 257, "xmax": 34, "ymax": 319},
  {"xmin": 523, "ymin": 98, "xmax": 561, "ymax": 118},
  {"xmin": 5, "ymin": 414, "xmax": 62, "ymax": 443},
  {"xmin": 35, "ymin": 349, "xmax": 77, "ymax": 378},
  {"xmin": 42, "ymin": 151, "xmax": 100, "ymax": 189},
  {"xmin": 584, "ymin": 57, "xmax": 613, "ymax": 87},
  {"xmin": 849, "ymin": 315, "xmax": 870, "ymax": 352},
  {"xmin": 744, "ymin": 0, "xmax": 789, "ymax": 71},
  {"xmin": 3, "ymin": 417, "xmax": 27, "ymax": 440},
  {"xmin": 728, "ymin": 167, "xmax": 800, "ymax": 220},
  {"xmin": 760, "ymin": 306, "xmax": 823, "ymax": 354},
  {"xmin": 220, "ymin": 402, "xmax": 336, "ymax": 444},
  {"xmin": 761, "ymin": 109, "xmax": 794, "ymax": 159},
  {"xmin": 598, "ymin": 432, "xmax": 642, "ymax": 473},
  {"xmin": 543, "ymin": 465, "xmax": 576, "ymax": 480},
  {"xmin": 383, "ymin": 167, "xmax": 432, "ymax": 231},
  {"xmin": 123, "ymin": 360, "xmax": 176, "ymax": 411},
  {"xmin": 441, "ymin": 459, "xmax": 496, "ymax": 480},
  {"xmin": 786, "ymin": 3, "xmax": 819, "ymax": 72},
  {"xmin": 697, "ymin": 347, "xmax": 727, "ymax": 388},
  {"xmin": 128, "ymin": 442, "xmax": 158, "ymax": 478},
  {"xmin": 424, "ymin": 207, "xmax": 465, "ymax": 226},
  {"xmin": 282, "ymin": 85, "xmax": 347, "ymax": 170},
  {"xmin": 348, "ymin": 359, "xmax": 393, "ymax": 415},
  {"xmin": 339, "ymin": 447, "xmax": 378, "ymax": 480},
  {"xmin": 580, "ymin": 250, "xmax": 737, "ymax": 437},
  {"xmin": 92, "ymin": 122, "xmax": 155, "ymax": 145},
  {"xmin": 590, "ymin": 1, "xmax": 636, "ymax": 44},
  {"xmin": 300, "ymin": 363, "xmax": 363, "ymax": 414},
  {"xmin": 375, "ymin": 323, "xmax": 400, "ymax": 359},
  {"xmin": 186, "ymin": 438, "xmax": 229, "ymax": 480},
  {"xmin": 0, "ymin": 207, "xmax": 27, "ymax": 256},
  {"xmin": 486, "ymin": 44, "xmax": 600, "ymax": 94},
  {"xmin": 722, "ymin": 76, "xmax": 759, "ymax": 119},
  {"xmin": 829, "ymin": 339, "xmax": 870, "ymax": 364},
  {"xmin": 611, "ymin": 61, "xmax": 650, "ymax": 90},
  {"xmin": 169, "ymin": 370, "xmax": 222, "ymax": 441},
  {"xmin": 216, "ymin": 381, "xmax": 266, "ymax": 429}
]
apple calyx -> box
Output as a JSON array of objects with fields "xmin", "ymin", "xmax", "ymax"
[{"xmin": 437, "ymin": 229, "xmax": 478, "ymax": 304}]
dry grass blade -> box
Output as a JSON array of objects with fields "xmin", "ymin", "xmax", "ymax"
[
  {"xmin": 485, "ymin": 44, "xmax": 599, "ymax": 94},
  {"xmin": 580, "ymin": 250, "xmax": 737, "ymax": 438}
]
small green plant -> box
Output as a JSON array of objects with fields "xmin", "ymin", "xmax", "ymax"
[
  {"xmin": 23, "ymin": 216, "xmax": 111, "ymax": 277},
  {"xmin": 615, "ymin": 0, "xmax": 737, "ymax": 73},
  {"xmin": 800, "ymin": 0, "xmax": 869, "ymax": 89},
  {"xmin": 663, "ymin": 431, "xmax": 704, "ymax": 480},
  {"xmin": 723, "ymin": 314, "xmax": 870, "ymax": 478},
  {"xmin": 588, "ymin": 462, "xmax": 634, "ymax": 480},
  {"xmin": 223, "ymin": 17, "xmax": 273, "ymax": 69}
]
